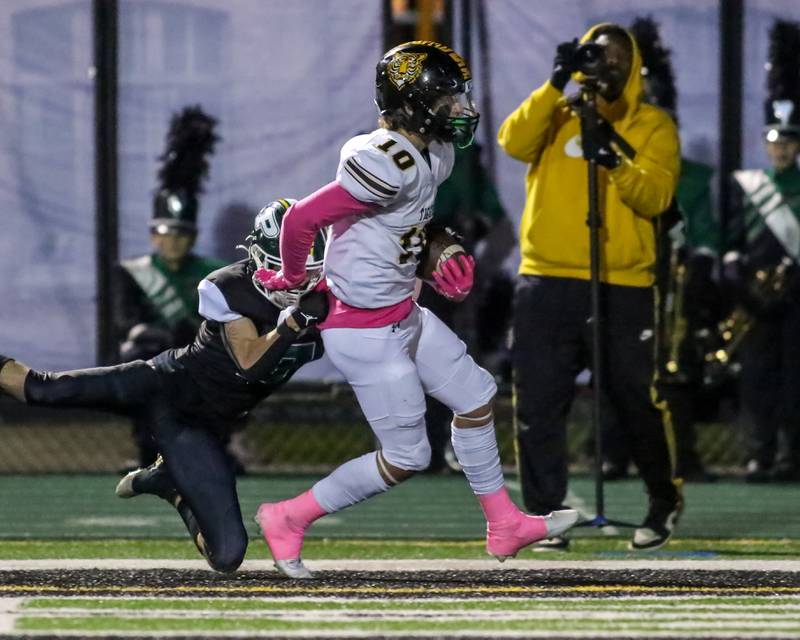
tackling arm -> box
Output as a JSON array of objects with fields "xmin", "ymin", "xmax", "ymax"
[{"xmin": 221, "ymin": 291, "xmax": 328, "ymax": 383}]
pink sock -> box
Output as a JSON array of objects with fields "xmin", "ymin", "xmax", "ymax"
[
  {"xmin": 284, "ymin": 489, "xmax": 328, "ymax": 529},
  {"xmin": 477, "ymin": 486, "xmax": 520, "ymax": 526}
]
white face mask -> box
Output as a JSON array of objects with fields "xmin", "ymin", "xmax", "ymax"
[{"xmin": 247, "ymin": 243, "xmax": 323, "ymax": 310}]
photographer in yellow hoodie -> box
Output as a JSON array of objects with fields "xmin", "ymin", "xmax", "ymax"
[{"xmin": 498, "ymin": 23, "xmax": 682, "ymax": 551}]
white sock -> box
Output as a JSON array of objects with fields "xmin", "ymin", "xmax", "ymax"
[
  {"xmin": 311, "ymin": 451, "xmax": 390, "ymax": 513},
  {"xmin": 450, "ymin": 421, "xmax": 504, "ymax": 495}
]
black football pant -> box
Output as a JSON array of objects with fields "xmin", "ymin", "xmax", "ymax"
[
  {"xmin": 24, "ymin": 360, "xmax": 247, "ymax": 572},
  {"xmin": 511, "ymin": 275, "xmax": 680, "ymax": 514},
  {"xmin": 740, "ymin": 301, "xmax": 800, "ymax": 470}
]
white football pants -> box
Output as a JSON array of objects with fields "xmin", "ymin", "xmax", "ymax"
[{"xmin": 321, "ymin": 304, "xmax": 497, "ymax": 471}]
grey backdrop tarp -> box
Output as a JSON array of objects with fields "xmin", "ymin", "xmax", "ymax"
[
  {"xmin": 2, "ymin": 0, "xmax": 800, "ymax": 374},
  {"xmin": 0, "ymin": 0, "xmax": 95, "ymax": 372},
  {"xmin": 0, "ymin": 0, "xmax": 381, "ymax": 373}
]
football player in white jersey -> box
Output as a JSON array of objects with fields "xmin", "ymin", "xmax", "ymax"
[{"xmin": 253, "ymin": 41, "xmax": 578, "ymax": 579}]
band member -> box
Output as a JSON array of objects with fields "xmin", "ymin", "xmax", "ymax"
[
  {"xmin": 724, "ymin": 20, "xmax": 800, "ymax": 483},
  {"xmin": 116, "ymin": 107, "xmax": 226, "ymax": 470}
]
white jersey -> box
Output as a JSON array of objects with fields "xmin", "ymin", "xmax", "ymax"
[{"xmin": 325, "ymin": 129, "xmax": 454, "ymax": 309}]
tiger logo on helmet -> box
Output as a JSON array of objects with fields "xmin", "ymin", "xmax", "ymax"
[{"xmin": 387, "ymin": 52, "xmax": 428, "ymax": 90}]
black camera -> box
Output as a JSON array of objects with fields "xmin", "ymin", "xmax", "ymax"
[{"xmin": 574, "ymin": 42, "xmax": 606, "ymax": 77}]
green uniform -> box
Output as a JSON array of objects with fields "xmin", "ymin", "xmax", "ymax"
[
  {"xmin": 729, "ymin": 164, "xmax": 800, "ymax": 477},
  {"xmin": 730, "ymin": 166, "xmax": 800, "ymax": 264},
  {"xmin": 116, "ymin": 253, "xmax": 226, "ymax": 353},
  {"xmin": 676, "ymin": 159, "xmax": 719, "ymax": 255}
]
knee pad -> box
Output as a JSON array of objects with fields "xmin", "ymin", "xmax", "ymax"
[{"xmin": 379, "ymin": 420, "xmax": 432, "ymax": 472}]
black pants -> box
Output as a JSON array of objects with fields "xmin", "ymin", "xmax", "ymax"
[
  {"xmin": 24, "ymin": 361, "xmax": 247, "ymax": 572},
  {"xmin": 511, "ymin": 275, "xmax": 679, "ymax": 514},
  {"xmin": 601, "ymin": 381, "xmax": 705, "ymax": 478},
  {"xmin": 740, "ymin": 301, "xmax": 800, "ymax": 469}
]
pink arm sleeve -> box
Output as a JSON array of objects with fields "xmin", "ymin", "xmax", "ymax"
[{"xmin": 279, "ymin": 181, "xmax": 374, "ymax": 283}]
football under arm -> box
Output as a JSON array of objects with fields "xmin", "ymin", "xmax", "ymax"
[{"xmin": 221, "ymin": 316, "xmax": 300, "ymax": 383}]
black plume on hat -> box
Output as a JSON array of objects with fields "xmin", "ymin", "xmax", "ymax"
[
  {"xmin": 152, "ymin": 105, "xmax": 220, "ymax": 231},
  {"xmin": 765, "ymin": 20, "xmax": 800, "ymax": 137},
  {"xmin": 629, "ymin": 16, "xmax": 677, "ymax": 119}
]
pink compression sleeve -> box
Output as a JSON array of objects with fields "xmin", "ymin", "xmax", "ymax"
[{"xmin": 279, "ymin": 181, "xmax": 374, "ymax": 283}]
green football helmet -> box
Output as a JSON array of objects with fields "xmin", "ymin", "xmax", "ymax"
[{"xmin": 247, "ymin": 198, "xmax": 328, "ymax": 309}]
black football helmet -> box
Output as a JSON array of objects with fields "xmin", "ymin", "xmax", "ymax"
[
  {"xmin": 244, "ymin": 199, "xmax": 328, "ymax": 309},
  {"xmin": 376, "ymin": 41, "xmax": 479, "ymax": 147}
]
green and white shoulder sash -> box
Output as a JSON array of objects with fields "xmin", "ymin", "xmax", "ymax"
[
  {"xmin": 734, "ymin": 169, "xmax": 800, "ymax": 261},
  {"xmin": 121, "ymin": 255, "xmax": 191, "ymax": 327}
]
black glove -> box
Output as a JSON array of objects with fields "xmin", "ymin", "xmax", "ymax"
[
  {"xmin": 551, "ymin": 39, "xmax": 579, "ymax": 91},
  {"xmin": 291, "ymin": 290, "xmax": 329, "ymax": 330},
  {"xmin": 120, "ymin": 323, "xmax": 173, "ymax": 361}
]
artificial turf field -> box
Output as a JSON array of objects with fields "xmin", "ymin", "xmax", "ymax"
[{"xmin": 2, "ymin": 474, "xmax": 800, "ymax": 638}]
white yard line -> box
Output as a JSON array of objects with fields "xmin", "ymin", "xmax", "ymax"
[
  {"xmin": 3, "ymin": 558, "xmax": 800, "ymax": 571},
  {"xmin": 0, "ymin": 597, "xmax": 23, "ymax": 633}
]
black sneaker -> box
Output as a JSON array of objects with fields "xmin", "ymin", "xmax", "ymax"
[
  {"xmin": 630, "ymin": 499, "xmax": 683, "ymax": 550},
  {"xmin": 115, "ymin": 454, "xmax": 178, "ymax": 502}
]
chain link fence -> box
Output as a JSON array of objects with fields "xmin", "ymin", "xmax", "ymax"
[{"xmin": 0, "ymin": 384, "xmax": 747, "ymax": 474}]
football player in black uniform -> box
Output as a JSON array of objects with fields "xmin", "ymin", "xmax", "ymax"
[{"xmin": 0, "ymin": 199, "xmax": 328, "ymax": 574}]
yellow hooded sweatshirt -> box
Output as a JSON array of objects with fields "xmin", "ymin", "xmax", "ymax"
[{"xmin": 497, "ymin": 24, "xmax": 680, "ymax": 287}]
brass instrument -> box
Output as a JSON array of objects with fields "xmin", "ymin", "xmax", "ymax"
[
  {"xmin": 661, "ymin": 246, "xmax": 689, "ymax": 381},
  {"xmin": 702, "ymin": 257, "xmax": 794, "ymax": 387}
]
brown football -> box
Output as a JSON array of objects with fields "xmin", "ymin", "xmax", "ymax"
[{"xmin": 416, "ymin": 226, "xmax": 466, "ymax": 282}]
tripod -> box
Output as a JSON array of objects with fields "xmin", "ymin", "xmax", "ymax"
[{"xmin": 573, "ymin": 82, "xmax": 638, "ymax": 530}]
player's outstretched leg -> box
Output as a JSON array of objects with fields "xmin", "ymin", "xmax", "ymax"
[
  {"xmin": 256, "ymin": 450, "xmax": 400, "ymax": 579},
  {"xmin": 451, "ymin": 404, "xmax": 579, "ymax": 560},
  {"xmin": 255, "ymin": 492, "xmax": 325, "ymax": 580},
  {"xmin": 0, "ymin": 357, "xmax": 29, "ymax": 402},
  {"xmin": 115, "ymin": 454, "xmax": 208, "ymax": 561}
]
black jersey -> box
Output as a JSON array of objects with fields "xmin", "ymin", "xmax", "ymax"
[{"xmin": 156, "ymin": 260, "xmax": 323, "ymax": 422}]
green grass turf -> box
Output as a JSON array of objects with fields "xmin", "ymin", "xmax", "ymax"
[
  {"xmin": 17, "ymin": 612, "xmax": 800, "ymax": 636},
  {"xmin": 1, "ymin": 536, "xmax": 799, "ymax": 560},
  {"xmin": 16, "ymin": 605, "xmax": 800, "ymax": 635},
  {"xmin": 1, "ymin": 473, "xmax": 800, "ymax": 542}
]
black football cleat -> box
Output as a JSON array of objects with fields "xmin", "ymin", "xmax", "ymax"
[{"xmin": 115, "ymin": 454, "xmax": 178, "ymax": 502}]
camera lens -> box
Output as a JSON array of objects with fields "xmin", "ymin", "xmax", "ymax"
[{"xmin": 575, "ymin": 42, "xmax": 606, "ymax": 77}]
